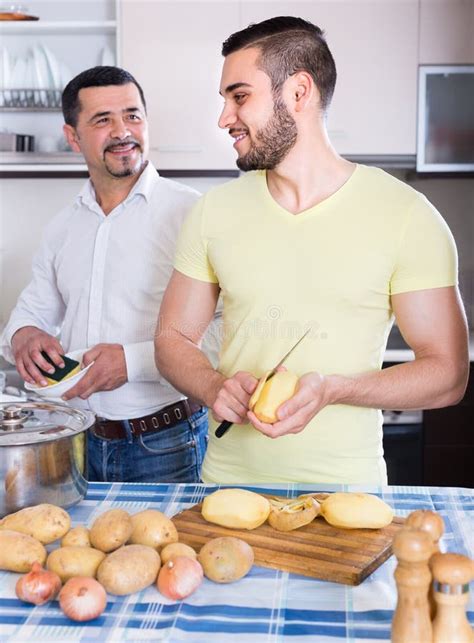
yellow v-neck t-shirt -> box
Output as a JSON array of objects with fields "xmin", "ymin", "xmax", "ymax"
[{"xmin": 174, "ymin": 164, "xmax": 457, "ymax": 484}]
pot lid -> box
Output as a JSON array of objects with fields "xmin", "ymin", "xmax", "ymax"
[{"xmin": 0, "ymin": 401, "xmax": 95, "ymax": 446}]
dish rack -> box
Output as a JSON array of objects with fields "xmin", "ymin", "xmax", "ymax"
[{"xmin": 0, "ymin": 88, "xmax": 62, "ymax": 110}]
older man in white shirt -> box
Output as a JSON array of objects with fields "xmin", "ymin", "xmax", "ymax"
[{"xmin": 2, "ymin": 66, "xmax": 216, "ymax": 483}]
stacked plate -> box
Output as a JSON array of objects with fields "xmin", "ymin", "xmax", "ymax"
[
  {"xmin": 1, "ymin": 44, "xmax": 116, "ymax": 109},
  {"xmin": 0, "ymin": 44, "xmax": 72, "ymax": 108}
]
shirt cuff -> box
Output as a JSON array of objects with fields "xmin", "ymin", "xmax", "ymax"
[
  {"xmin": 122, "ymin": 340, "xmax": 170, "ymax": 385},
  {"xmin": 0, "ymin": 320, "xmax": 38, "ymax": 365}
]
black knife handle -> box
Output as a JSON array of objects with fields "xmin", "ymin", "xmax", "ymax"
[{"xmin": 215, "ymin": 420, "xmax": 233, "ymax": 438}]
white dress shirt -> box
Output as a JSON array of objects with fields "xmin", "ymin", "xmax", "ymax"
[{"xmin": 2, "ymin": 162, "xmax": 219, "ymax": 419}]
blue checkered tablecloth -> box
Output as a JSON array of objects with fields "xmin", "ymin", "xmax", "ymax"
[{"xmin": 0, "ymin": 483, "xmax": 472, "ymax": 642}]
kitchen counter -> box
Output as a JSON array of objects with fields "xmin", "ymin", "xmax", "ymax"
[
  {"xmin": 0, "ymin": 153, "xmax": 416, "ymax": 176},
  {"xmin": 0, "ymin": 482, "xmax": 472, "ymax": 642}
]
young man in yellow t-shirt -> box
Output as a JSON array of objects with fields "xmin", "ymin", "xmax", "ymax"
[{"xmin": 155, "ymin": 17, "xmax": 469, "ymax": 484}]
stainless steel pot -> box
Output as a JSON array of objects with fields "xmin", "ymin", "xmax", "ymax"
[{"xmin": 0, "ymin": 400, "xmax": 95, "ymax": 517}]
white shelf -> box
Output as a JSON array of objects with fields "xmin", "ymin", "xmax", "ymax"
[
  {"xmin": 0, "ymin": 152, "xmax": 86, "ymax": 168},
  {"xmin": 0, "ymin": 164, "xmax": 88, "ymax": 172},
  {"xmin": 0, "ymin": 20, "xmax": 116, "ymax": 35}
]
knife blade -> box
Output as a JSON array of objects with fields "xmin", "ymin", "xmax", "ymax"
[{"xmin": 215, "ymin": 328, "xmax": 311, "ymax": 438}]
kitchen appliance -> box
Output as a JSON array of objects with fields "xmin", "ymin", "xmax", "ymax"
[
  {"xmin": 0, "ymin": 400, "xmax": 94, "ymax": 517},
  {"xmin": 173, "ymin": 495, "xmax": 405, "ymax": 585},
  {"xmin": 416, "ymin": 64, "xmax": 474, "ymax": 172},
  {"xmin": 383, "ymin": 409, "xmax": 424, "ymax": 485}
]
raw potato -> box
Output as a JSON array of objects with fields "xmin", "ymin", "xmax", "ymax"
[
  {"xmin": 89, "ymin": 509, "xmax": 132, "ymax": 553},
  {"xmin": 268, "ymin": 495, "xmax": 320, "ymax": 532},
  {"xmin": 202, "ymin": 488, "xmax": 270, "ymax": 530},
  {"xmin": 160, "ymin": 542, "xmax": 197, "ymax": 565},
  {"xmin": 0, "ymin": 530, "xmax": 47, "ymax": 572},
  {"xmin": 97, "ymin": 544, "xmax": 161, "ymax": 595},
  {"xmin": 46, "ymin": 546, "xmax": 106, "ymax": 583},
  {"xmin": 248, "ymin": 371, "xmax": 271, "ymax": 409},
  {"xmin": 249, "ymin": 371, "xmax": 299, "ymax": 423},
  {"xmin": 0, "ymin": 503, "xmax": 70, "ymax": 544},
  {"xmin": 198, "ymin": 537, "xmax": 254, "ymax": 583},
  {"xmin": 320, "ymin": 492, "xmax": 394, "ymax": 529},
  {"xmin": 129, "ymin": 509, "xmax": 178, "ymax": 550},
  {"xmin": 61, "ymin": 526, "xmax": 91, "ymax": 547}
]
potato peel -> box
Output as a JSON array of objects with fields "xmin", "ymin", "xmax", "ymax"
[{"xmin": 268, "ymin": 496, "xmax": 320, "ymax": 532}]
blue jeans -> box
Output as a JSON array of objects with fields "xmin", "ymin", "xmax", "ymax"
[{"xmin": 87, "ymin": 406, "xmax": 208, "ymax": 483}]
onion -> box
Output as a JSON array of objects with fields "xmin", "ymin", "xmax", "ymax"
[
  {"xmin": 15, "ymin": 561, "xmax": 62, "ymax": 605},
  {"xmin": 157, "ymin": 556, "xmax": 203, "ymax": 600},
  {"xmin": 59, "ymin": 577, "xmax": 107, "ymax": 622}
]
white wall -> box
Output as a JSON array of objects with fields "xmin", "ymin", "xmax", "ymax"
[
  {"xmin": 0, "ymin": 174, "xmax": 232, "ymax": 333},
  {"xmin": 0, "ymin": 178, "xmax": 84, "ymax": 330}
]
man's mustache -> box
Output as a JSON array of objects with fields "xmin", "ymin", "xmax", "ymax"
[{"xmin": 104, "ymin": 139, "xmax": 141, "ymax": 153}]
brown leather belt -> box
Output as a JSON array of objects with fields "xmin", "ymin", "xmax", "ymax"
[{"xmin": 92, "ymin": 400, "xmax": 202, "ymax": 440}]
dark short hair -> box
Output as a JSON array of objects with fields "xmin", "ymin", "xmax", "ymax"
[
  {"xmin": 61, "ymin": 66, "xmax": 147, "ymax": 127},
  {"xmin": 222, "ymin": 16, "xmax": 336, "ymax": 111}
]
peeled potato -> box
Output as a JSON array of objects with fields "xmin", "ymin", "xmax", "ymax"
[
  {"xmin": 268, "ymin": 495, "xmax": 320, "ymax": 532},
  {"xmin": 248, "ymin": 371, "xmax": 271, "ymax": 409},
  {"xmin": 320, "ymin": 492, "xmax": 394, "ymax": 529},
  {"xmin": 249, "ymin": 371, "xmax": 299, "ymax": 423},
  {"xmin": 202, "ymin": 488, "xmax": 270, "ymax": 530}
]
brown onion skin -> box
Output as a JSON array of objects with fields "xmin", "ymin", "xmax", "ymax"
[
  {"xmin": 59, "ymin": 577, "xmax": 107, "ymax": 622},
  {"xmin": 15, "ymin": 561, "xmax": 62, "ymax": 605}
]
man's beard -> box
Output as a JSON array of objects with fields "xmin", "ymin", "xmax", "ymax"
[
  {"xmin": 236, "ymin": 96, "xmax": 297, "ymax": 172},
  {"xmin": 103, "ymin": 140, "xmax": 145, "ymax": 178}
]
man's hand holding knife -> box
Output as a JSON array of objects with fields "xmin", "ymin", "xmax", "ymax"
[{"xmin": 213, "ymin": 329, "xmax": 326, "ymax": 439}]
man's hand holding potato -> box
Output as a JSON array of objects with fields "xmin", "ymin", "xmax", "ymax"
[{"xmin": 248, "ymin": 372, "xmax": 331, "ymax": 438}]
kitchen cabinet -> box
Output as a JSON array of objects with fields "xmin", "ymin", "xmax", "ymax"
[
  {"xmin": 240, "ymin": 1, "xmax": 419, "ymax": 156},
  {"xmin": 120, "ymin": 0, "xmax": 419, "ymax": 167},
  {"xmin": 120, "ymin": 1, "xmax": 239, "ymax": 170},
  {"xmin": 423, "ymin": 365, "xmax": 474, "ymax": 487},
  {"xmin": 419, "ymin": 0, "xmax": 474, "ymax": 64},
  {"xmin": 0, "ymin": 0, "xmax": 118, "ymax": 156}
]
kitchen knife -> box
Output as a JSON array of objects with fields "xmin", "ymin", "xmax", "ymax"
[{"xmin": 215, "ymin": 328, "xmax": 311, "ymax": 438}]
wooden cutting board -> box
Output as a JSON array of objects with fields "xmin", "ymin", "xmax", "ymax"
[{"xmin": 172, "ymin": 495, "xmax": 404, "ymax": 586}]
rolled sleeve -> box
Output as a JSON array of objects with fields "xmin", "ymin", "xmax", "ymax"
[{"xmin": 123, "ymin": 340, "xmax": 170, "ymax": 385}]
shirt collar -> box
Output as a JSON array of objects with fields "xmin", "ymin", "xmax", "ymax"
[
  {"xmin": 75, "ymin": 161, "xmax": 159, "ymax": 210},
  {"xmin": 125, "ymin": 161, "xmax": 159, "ymax": 204}
]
